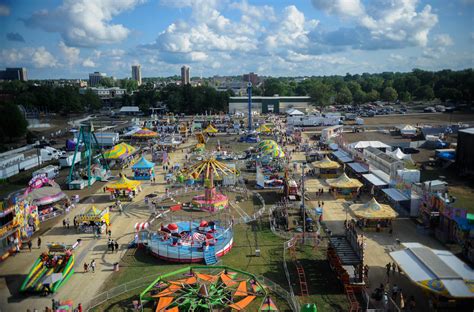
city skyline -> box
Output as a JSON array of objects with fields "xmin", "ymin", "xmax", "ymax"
[{"xmin": 0, "ymin": 0, "xmax": 473, "ymax": 79}]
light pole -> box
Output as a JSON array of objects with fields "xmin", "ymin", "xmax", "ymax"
[
  {"xmin": 302, "ymin": 162, "xmax": 307, "ymax": 243},
  {"xmin": 247, "ymin": 82, "xmax": 252, "ymax": 131}
]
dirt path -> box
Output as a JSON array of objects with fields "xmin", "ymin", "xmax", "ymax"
[{"xmin": 0, "ymin": 140, "xmax": 194, "ymax": 311}]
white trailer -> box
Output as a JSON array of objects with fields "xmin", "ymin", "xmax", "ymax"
[
  {"xmin": 59, "ymin": 152, "xmax": 81, "ymax": 168},
  {"xmin": 94, "ymin": 132, "xmax": 120, "ymax": 147},
  {"xmin": 19, "ymin": 155, "xmax": 42, "ymax": 171},
  {"xmin": 40, "ymin": 147, "xmax": 62, "ymax": 161},
  {"xmin": 32, "ymin": 165, "xmax": 60, "ymax": 179}
]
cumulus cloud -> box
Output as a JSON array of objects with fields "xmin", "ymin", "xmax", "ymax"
[
  {"xmin": 23, "ymin": 0, "xmax": 145, "ymax": 47},
  {"xmin": 6, "ymin": 32, "xmax": 25, "ymax": 42},
  {"xmin": 312, "ymin": 0, "xmax": 438, "ymax": 48},
  {"xmin": 0, "ymin": 4, "xmax": 10, "ymax": 16},
  {"xmin": 0, "ymin": 47, "xmax": 58, "ymax": 68},
  {"xmin": 82, "ymin": 58, "xmax": 96, "ymax": 67},
  {"xmin": 434, "ymin": 34, "xmax": 454, "ymax": 46},
  {"xmin": 59, "ymin": 41, "xmax": 80, "ymax": 65}
]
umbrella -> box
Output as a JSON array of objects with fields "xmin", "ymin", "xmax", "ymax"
[{"xmin": 42, "ymin": 273, "xmax": 63, "ymax": 285}]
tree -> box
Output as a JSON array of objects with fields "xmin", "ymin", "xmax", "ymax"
[
  {"xmin": 366, "ymin": 90, "xmax": 380, "ymax": 102},
  {"xmin": 0, "ymin": 102, "xmax": 28, "ymax": 142},
  {"xmin": 120, "ymin": 79, "xmax": 138, "ymax": 93},
  {"xmin": 81, "ymin": 89, "xmax": 102, "ymax": 111},
  {"xmin": 436, "ymin": 87, "xmax": 462, "ymax": 102},
  {"xmin": 353, "ymin": 89, "xmax": 367, "ymax": 104},
  {"xmin": 308, "ymin": 82, "xmax": 332, "ymax": 110},
  {"xmin": 263, "ymin": 78, "xmax": 287, "ymax": 96},
  {"xmin": 335, "ymin": 86, "xmax": 353, "ymax": 105},
  {"xmin": 398, "ymin": 91, "xmax": 412, "ymax": 102},
  {"xmin": 382, "ymin": 87, "xmax": 398, "ymax": 102},
  {"xmin": 98, "ymin": 77, "xmax": 115, "ymax": 88},
  {"xmin": 414, "ymin": 86, "xmax": 435, "ymax": 100}
]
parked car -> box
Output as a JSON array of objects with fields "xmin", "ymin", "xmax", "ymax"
[{"xmin": 424, "ymin": 107, "xmax": 436, "ymax": 113}]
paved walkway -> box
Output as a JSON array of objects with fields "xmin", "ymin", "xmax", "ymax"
[{"xmin": 0, "ymin": 141, "xmax": 192, "ymax": 311}]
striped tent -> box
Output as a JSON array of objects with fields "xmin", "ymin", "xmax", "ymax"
[
  {"xmin": 132, "ymin": 128, "xmax": 158, "ymax": 138},
  {"xmin": 104, "ymin": 143, "xmax": 137, "ymax": 160}
]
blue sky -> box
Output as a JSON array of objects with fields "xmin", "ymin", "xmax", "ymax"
[{"xmin": 0, "ymin": 0, "xmax": 472, "ymax": 79}]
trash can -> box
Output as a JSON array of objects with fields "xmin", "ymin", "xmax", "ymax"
[{"xmin": 113, "ymin": 262, "xmax": 120, "ymax": 272}]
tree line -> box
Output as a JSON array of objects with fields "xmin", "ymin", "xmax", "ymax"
[{"xmin": 259, "ymin": 68, "xmax": 473, "ymax": 107}]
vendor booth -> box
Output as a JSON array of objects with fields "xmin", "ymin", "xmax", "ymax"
[
  {"xmin": 132, "ymin": 156, "xmax": 155, "ymax": 180},
  {"xmin": 326, "ymin": 173, "xmax": 363, "ymax": 199},
  {"xmin": 76, "ymin": 206, "xmax": 110, "ymax": 234},
  {"xmin": 311, "ymin": 156, "xmax": 341, "ymax": 178},
  {"xmin": 349, "ymin": 198, "xmax": 397, "ymax": 231},
  {"xmin": 105, "ymin": 174, "xmax": 142, "ymax": 201}
]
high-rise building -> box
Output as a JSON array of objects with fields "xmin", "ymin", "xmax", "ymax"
[
  {"xmin": 243, "ymin": 72, "xmax": 259, "ymax": 85},
  {"xmin": 89, "ymin": 72, "xmax": 106, "ymax": 87},
  {"xmin": 131, "ymin": 65, "xmax": 142, "ymax": 86},
  {"xmin": 181, "ymin": 65, "xmax": 190, "ymax": 85},
  {"xmin": 0, "ymin": 67, "xmax": 28, "ymax": 81}
]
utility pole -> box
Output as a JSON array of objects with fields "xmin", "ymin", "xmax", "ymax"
[{"xmin": 302, "ymin": 162, "xmax": 306, "ymax": 243}]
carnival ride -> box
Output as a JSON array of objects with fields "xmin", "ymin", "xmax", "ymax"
[
  {"xmin": 148, "ymin": 218, "xmax": 233, "ymax": 264},
  {"xmin": 24, "ymin": 175, "xmax": 68, "ymax": 221},
  {"xmin": 20, "ymin": 243, "xmax": 75, "ymax": 294},
  {"xmin": 186, "ymin": 158, "xmax": 237, "ymax": 212},
  {"xmin": 67, "ymin": 123, "xmax": 110, "ymax": 189},
  {"xmin": 139, "ymin": 266, "xmax": 279, "ymax": 311}
]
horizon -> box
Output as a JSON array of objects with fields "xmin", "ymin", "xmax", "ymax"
[{"xmin": 1, "ymin": 0, "xmax": 473, "ymax": 79}]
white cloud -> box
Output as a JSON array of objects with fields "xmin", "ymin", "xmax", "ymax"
[
  {"xmin": 0, "ymin": 4, "xmax": 10, "ymax": 16},
  {"xmin": 59, "ymin": 41, "xmax": 80, "ymax": 65},
  {"xmin": 82, "ymin": 58, "xmax": 96, "ymax": 67},
  {"xmin": 312, "ymin": 0, "xmax": 438, "ymax": 47},
  {"xmin": 24, "ymin": 0, "xmax": 145, "ymax": 47},
  {"xmin": 0, "ymin": 47, "xmax": 58, "ymax": 68},
  {"xmin": 32, "ymin": 47, "xmax": 58, "ymax": 68},
  {"xmin": 434, "ymin": 34, "xmax": 454, "ymax": 46}
]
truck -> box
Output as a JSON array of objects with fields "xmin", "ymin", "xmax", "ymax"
[
  {"xmin": 40, "ymin": 147, "xmax": 63, "ymax": 162},
  {"xmin": 32, "ymin": 165, "xmax": 60, "ymax": 179},
  {"xmin": 59, "ymin": 152, "xmax": 81, "ymax": 168}
]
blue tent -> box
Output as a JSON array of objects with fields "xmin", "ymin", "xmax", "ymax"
[{"xmin": 132, "ymin": 156, "xmax": 155, "ymax": 169}]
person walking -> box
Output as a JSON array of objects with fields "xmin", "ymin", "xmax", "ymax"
[
  {"xmin": 83, "ymin": 262, "xmax": 88, "ymax": 273},
  {"xmin": 114, "ymin": 240, "xmax": 119, "ymax": 252},
  {"xmin": 385, "ymin": 262, "xmax": 391, "ymax": 280},
  {"xmin": 37, "ymin": 237, "xmax": 41, "ymax": 249},
  {"xmin": 392, "ymin": 262, "xmax": 397, "ymax": 275},
  {"xmin": 63, "ymin": 219, "xmax": 66, "ymax": 228},
  {"xmin": 90, "ymin": 259, "xmax": 96, "ymax": 273},
  {"xmin": 27, "ymin": 240, "xmax": 32, "ymax": 252},
  {"xmin": 77, "ymin": 303, "xmax": 83, "ymax": 312}
]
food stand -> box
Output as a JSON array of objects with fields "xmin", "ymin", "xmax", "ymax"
[
  {"xmin": 311, "ymin": 156, "xmax": 341, "ymax": 178},
  {"xmin": 326, "ymin": 173, "xmax": 363, "ymax": 199},
  {"xmin": 105, "ymin": 174, "xmax": 142, "ymax": 201},
  {"xmin": 349, "ymin": 198, "xmax": 398, "ymax": 231}
]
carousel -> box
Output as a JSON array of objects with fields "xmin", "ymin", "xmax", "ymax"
[
  {"xmin": 349, "ymin": 198, "xmax": 398, "ymax": 231},
  {"xmin": 187, "ymin": 158, "xmax": 237, "ymax": 213},
  {"xmin": 24, "ymin": 176, "xmax": 69, "ymax": 222},
  {"xmin": 326, "ymin": 173, "xmax": 363, "ymax": 199},
  {"xmin": 105, "ymin": 174, "xmax": 142, "ymax": 201},
  {"xmin": 311, "ymin": 156, "xmax": 341, "ymax": 178}
]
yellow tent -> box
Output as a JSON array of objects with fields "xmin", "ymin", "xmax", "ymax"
[
  {"xmin": 349, "ymin": 198, "xmax": 398, "ymax": 219},
  {"xmin": 256, "ymin": 124, "xmax": 271, "ymax": 133},
  {"xmin": 203, "ymin": 124, "xmax": 218, "ymax": 133},
  {"xmin": 312, "ymin": 156, "xmax": 341, "ymax": 169},
  {"xmin": 326, "ymin": 173, "xmax": 363, "ymax": 188},
  {"xmin": 76, "ymin": 206, "xmax": 110, "ymax": 225},
  {"xmin": 105, "ymin": 174, "xmax": 141, "ymax": 191}
]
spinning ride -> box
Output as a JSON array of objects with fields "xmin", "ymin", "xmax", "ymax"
[
  {"xmin": 140, "ymin": 266, "xmax": 279, "ymax": 311},
  {"xmin": 187, "ymin": 158, "xmax": 236, "ymax": 212},
  {"xmin": 148, "ymin": 218, "xmax": 233, "ymax": 263}
]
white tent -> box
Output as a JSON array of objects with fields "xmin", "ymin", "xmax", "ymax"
[
  {"xmin": 399, "ymin": 125, "xmax": 417, "ymax": 137},
  {"xmin": 348, "ymin": 141, "xmax": 391, "ymax": 150},
  {"xmin": 388, "ymin": 148, "xmax": 414, "ymax": 163},
  {"xmin": 286, "ymin": 108, "xmax": 304, "ymax": 116}
]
